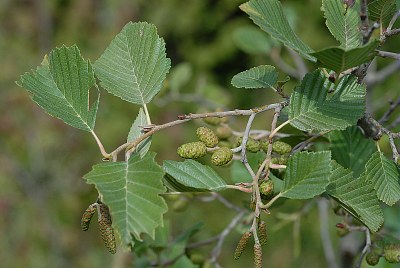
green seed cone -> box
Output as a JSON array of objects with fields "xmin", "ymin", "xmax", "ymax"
[
  {"xmin": 196, "ymin": 127, "xmax": 219, "ymax": 148},
  {"xmin": 81, "ymin": 203, "xmax": 97, "ymax": 231},
  {"xmin": 384, "ymin": 244, "xmax": 400, "ymax": 263},
  {"xmin": 254, "ymin": 243, "xmax": 263, "ymax": 268},
  {"xmin": 236, "ymin": 137, "xmax": 261, "ymax": 153},
  {"xmin": 211, "ymin": 147, "xmax": 233, "ymax": 166},
  {"xmin": 258, "ymin": 221, "xmax": 268, "ymax": 246},
  {"xmin": 272, "ymin": 141, "xmax": 292, "ymax": 155},
  {"xmin": 259, "ymin": 180, "xmax": 274, "ymax": 200},
  {"xmin": 234, "ymin": 231, "xmax": 252, "ymax": 260},
  {"xmin": 98, "ymin": 204, "xmax": 116, "ymax": 254},
  {"xmin": 203, "ymin": 117, "xmax": 222, "ymax": 126},
  {"xmin": 177, "ymin": 141, "xmax": 207, "ymax": 159},
  {"xmin": 215, "ymin": 125, "xmax": 232, "ymax": 140},
  {"xmin": 366, "ymin": 252, "xmax": 380, "ymax": 266},
  {"xmin": 260, "ymin": 139, "xmax": 269, "ymax": 153}
]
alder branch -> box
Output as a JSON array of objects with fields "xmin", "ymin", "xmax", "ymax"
[
  {"xmin": 360, "ymin": 0, "xmax": 370, "ymax": 43},
  {"xmin": 112, "ymin": 102, "xmax": 286, "ymax": 160},
  {"xmin": 376, "ymin": 50, "xmax": 400, "ymax": 60},
  {"xmin": 378, "ymin": 97, "xmax": 400, "ymax": 124},
  {"xmin": 388, "ymin": 10, "xmax": 400, "ymax": 32}
]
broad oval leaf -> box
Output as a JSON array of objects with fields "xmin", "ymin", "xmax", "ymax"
[
  {"xmin": 329, "ymin": 126, "xmax": 376, "ymax": 177},
  {"xmin": 18, "ymin": 45, "xmax": 99, "ymax": 132},
  {"xmin": 240, "ymin": 0, "xmax": 315, "ymax": 61},
  {"xmin": 368, "ymin": 0, "xmax": 397, "ymax": 26},
  {"xmin": 365, "ymin": 151, "xmax": 400, "ymax": 205},
  {"xmin": 94, "ymin": 22, "xmax": 171, "ymax": 105},
  {"xmin": 233, "ymin": 25, "xmax": 275, "ymax": 55},
  {"xmin": 127, "ymin": 108, "xmax": 152, "ymax": 158},
  {"xmin": 163, "ymin": 160, "xmax": 227, "ymax": 192},
  {"xmin": 322, "ymin": 0, "xmax": 361, "ymax": 49},
  {"xmin": 327, "ymin": 161, "xmax": 383, "ymax": 232},
  {"xmin": 310, "ymin": 41, "xmax": 379, "ymax": 74},
  {"xmin": 84, "ymin": 152, "xmax": 168, "ymax": 248},
  {"xmin": 231, "ymin": 65, "xmax": 278, "ymax": 89},
  {"xmin": 288, "ymin": 70, "xmax": 365, "ymax": 132},
  {"xmin": 281, "ymin": 151, "xmax": 331, "ymax": 199}
]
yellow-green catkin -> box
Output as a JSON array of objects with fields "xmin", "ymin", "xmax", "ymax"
[
  {"xmin": 234, "ymin": 231, "xmax": 252, "ymax": 260},
  {"xmin": 254, "ymin": 243, "xmax": 263, "ymax": 268},
  {"xmin": 98, "ymin": 204, "xmax": 116, "ymax": 254},
  {"xmin": 258, "ymin": 221, "xmax": 268, "ymax": 246},
  {"xmin": 81, "ymin": 203, "xmax": 97, "ymax": 231}
]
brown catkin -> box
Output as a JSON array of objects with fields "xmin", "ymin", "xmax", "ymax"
[
  {"xmin": 234, "ymin": 231, "xmax": 252, "ymax": 260},
  {"xmin": 258, "ymin": 221, "xmax": 268, "ymax": 246},
  {"xmin": 81, "ymin": 203, "xmax": 97, "ymax": 231},
  {"xmin": 254, "ymin": 243, "xmax": 263, "ymax": 268},
  {"xmin": 98, "ymin": 204, "xmax": 116, "ymax": 254}
]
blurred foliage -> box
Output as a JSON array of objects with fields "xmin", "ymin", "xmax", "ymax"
[{"xmin": 1, "ymin": 0, "xmax": 400, "ymax": 267}]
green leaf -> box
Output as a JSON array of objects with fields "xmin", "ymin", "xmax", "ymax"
[
  {"xmin": 231, "ymin": 65, "xmax": 278, "ymax": 89},
  {"xmin": 18, "ymin": 45, "xmax": 99, "ymax": 132},
  {"xmin": 322, "ymin": 0, "xmax": 361, "ymax": 49},
  {"xmin": 94, "ymin": 22, "xmax": 171, "ymax": 105},
  {"xmin": 84, "ymin": 152, "xmax": 168, "ymax": 247},
  {"xmin": 365, "ymin": 151, "xmax": 400, "ymax": 205},
  {"xmin": 281, "ymin": 151, "xmax": 331, "ymax": 199},
  {"xmin": 232, "ymin": 25, "xmax": 276, "ymax": 55},
  {"xmin": 310, "ymin": 41, "xmax": 379, "ymax": 74},
  {"xmin": 169, "ymin": 62, "xmax": 192, "ymax": 93},
  {"xmin": 368, "ymin": 0, "xmax": 397, "ymax": 26},
  {"xmin": 327, "ymin": 161, "xmax": 383, "ymax": 232},
  {"xmin": 127, "ymin": 108, "xmax": 152, "ymax": 158},
  {"xmin": 288, "ymin": 70, "xmax": 365, "ymax": 132},
  {"xmin": 240, "ymin": 0, "xmax": 315, "ymax": 61},
  {"xmin": 163, "ymin": 160, "xmax": 227, "ymax": 191},
  {"xmin": 329, "ymin": 126, "xmax": 376, "ymax": 177},
  {"xmin": 163, "ymin": 174, "xmax": 205, "ymax": 192}
]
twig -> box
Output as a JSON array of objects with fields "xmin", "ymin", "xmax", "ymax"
[
  {"xmin": 288, "ymin": 48, "xmax": 308, "ymax": 79},
  {"xmin": 209, "ymin": 211, "xmax": 246, "ymax": 264},
  {"xmin": 292, "ymin": 131, "xmax": 330, "ymax": 153},
  {"xmin": 376, "ymin": 50, "xmax": 400, "ymax": 60},
  {"xmin": 360, "ymin": 0, "xmax": 370, "ymax": 44},
  {"xmin": 270, "ymin": 48, "xmax": 300, "ymax": 79},
  {"xmin": 388, "ymin": 10, "xmax": 400, "ymax": 32},
  {"xmin": 378, "ymin": 97, "xmax": 400, "ymax": 124},
  {"xmin": 317, "ymin": 199, "xmax": 339, "ymax": 268},
  {"xmin": 355, "ymin": 227, "xmax": 371, "ymax": 268},
  {"xmin": 365, "ymin": 60, "xmax": 400, "ymax": 87},
  {"xmin": 240, "ymin": 113, "xmax": 257, "ymax": 167},
  {"xmin": 111, "ymin": 102, "xmax": 284, "ymax": 159}
]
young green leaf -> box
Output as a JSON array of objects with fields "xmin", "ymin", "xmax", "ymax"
[
  {"xmin": 327, "ymin": 161, "xmax": 383, "ymax": 232},
  {"xmin": 329, "ymin": 126, "xmax": 376, "ymax": 177},
  {"xmin": 84, "ymin": 152, "xmax": 167, "ymax": 248},
  {"xmin": 127, "ymin": 108, "xmax": 152, "ymax": 158},
  {"xmin": 289, "ymin": 70, "xmax": 365, "ymax": 132},
  {"xmin": 322, "ymin": 0, "xmax": 361, "ymax": 49},
  {"xmin": 233, "ymin": 25, "xmax": 275, "ymax": 55},
  {"xmin": 240, "ymin": 0, "xmax": 315, "ymax": 61},
  {"xmin": 94, "ymin": 22, "xmax": 171, "ymax": 105},
  {"xmin": 18, "ymin": 45, "xmax": 99, "ymax": 131},
  {"xmin": 281, "ymin": 151, "xmax": 331, "ymax": 199},
  {"xmin": 163, "ymin": 160, "xmax": 227, "ymax": 192},
  {"xmin": 365, "ymin": 151, "xmax": 400, "ymax": 206},
  {"xmin": 310, "ymin": 41, "xmax": 379, "ymax": 74},
  {"xmin": 231, "ymin": 65, "xmax": 278, "ymax": 89},
  {"xmin": 368, "ymin": 0, "xmax": 397, "ymax": 26}
]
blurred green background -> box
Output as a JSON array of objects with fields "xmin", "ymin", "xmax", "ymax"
[{"xmin": 1, "ymin": 0, "xmax": 400, "ymax": 267}]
